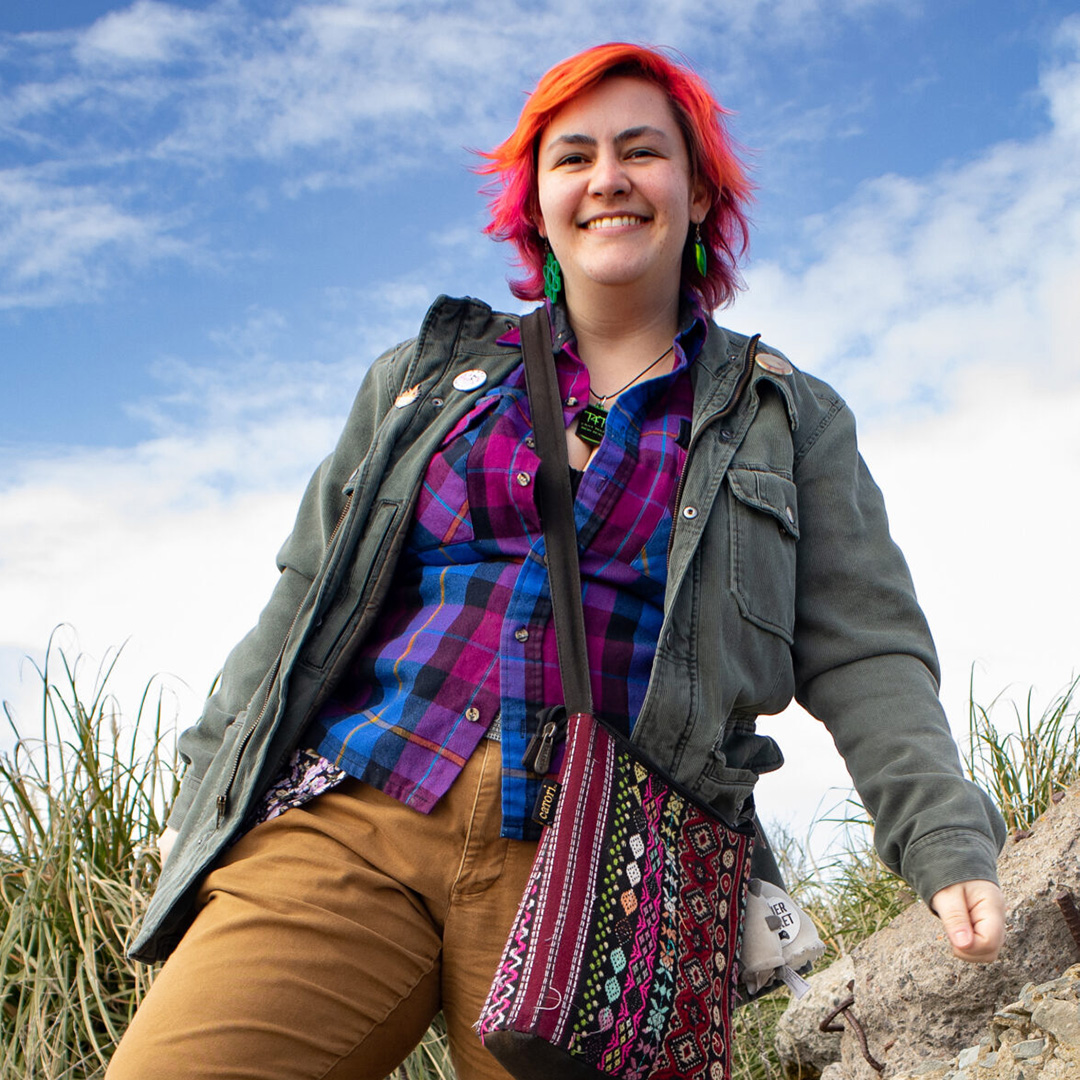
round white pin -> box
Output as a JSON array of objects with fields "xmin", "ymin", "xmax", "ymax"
[{"xmin": 452, "ymin": 369, "xmax": 487, "ymax": 392}]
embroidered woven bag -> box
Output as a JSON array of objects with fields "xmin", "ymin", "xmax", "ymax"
[{"xmin": 475, "ymin": 309, "xmax": 755, "ymax": 1080}]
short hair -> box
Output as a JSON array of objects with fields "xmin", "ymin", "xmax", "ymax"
[{"xmin": 477, "ymin": 43, "xmax": 752, "ymax": 311}]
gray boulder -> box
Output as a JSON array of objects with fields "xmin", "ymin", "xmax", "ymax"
[{"xmin": 775, "ymin": 783, "xmax": 1080, "ymax": 1079}]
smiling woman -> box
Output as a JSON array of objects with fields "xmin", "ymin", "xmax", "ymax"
[{"xmin": 105, "ymin": 41, "xmax": 1006, "ymax": 1080}]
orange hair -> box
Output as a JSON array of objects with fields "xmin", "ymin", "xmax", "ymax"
[{"xmin": 477, "ymin": 43, "xmax": 752, "ymax": 310}]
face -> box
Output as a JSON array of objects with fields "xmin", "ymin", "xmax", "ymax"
[{"xmin": 535, "ymin": 76, "xmax": 709, "ymax": 304}]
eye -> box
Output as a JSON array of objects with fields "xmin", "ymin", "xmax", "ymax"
[
  {"xmin": 626, "ymin": 146, "xmax": 660, "ymax": 160},
  {"xmin": 554, "ymin": 152, "xmax": 589, "ymax": 167}
]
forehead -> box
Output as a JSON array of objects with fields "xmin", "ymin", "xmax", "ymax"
[{"xmin": 539, "ymin": 76, "xmax": 683, "ymax": 148}]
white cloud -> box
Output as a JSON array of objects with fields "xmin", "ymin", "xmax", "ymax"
[
  {"xmin": 0, "ymin": 168, "xmax": 186, "ymax": 307},
  {"xmin": 75, "ymin": 0, "xmax": 215, "ymax": 65},
  {"xmin": 0, "ymin": 0, "xmax": 908, "ymax": 309},
  {"xmin": 747, "ymin": 25, "xmax": 1080, "ymax": 841},
  {"xmin": 734, "ymin": 24, "xmax": 1080, "ymax": 417},
  {"xmin": 3, "ymin": 3, "xmax": 1076, "ymax": 857}
]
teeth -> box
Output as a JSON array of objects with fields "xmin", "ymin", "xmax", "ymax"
[{"xmin": 585, "ymin": 215, "xmax": 643, "ymax": 229}]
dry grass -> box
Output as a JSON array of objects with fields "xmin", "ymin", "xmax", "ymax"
[{"xmin": 3, "ymin": 641, "xmax": 1074, "ymax": 1079}]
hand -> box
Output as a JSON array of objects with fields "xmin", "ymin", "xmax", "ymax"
[
  {"xmin": 158, "ymin": 826, "xmax": 180, "ymax": 867},
  {"xmin": 931, "ymin": 879, "xmax": 1005, "ymax": 963}
]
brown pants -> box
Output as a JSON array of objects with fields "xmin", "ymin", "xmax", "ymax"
[{"xmin": 108, "ymin": 740, "xmax": 537, "ymax": 1079}]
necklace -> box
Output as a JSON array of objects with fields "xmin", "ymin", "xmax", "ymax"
[{"xmin": 575, "ymin": 345, "xmax": 674, "ymax": 447}]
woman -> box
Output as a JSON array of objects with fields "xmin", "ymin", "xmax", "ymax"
[{"xmin": 109, "ymin": 43, "xmax": 1006, "ymax": 1080}]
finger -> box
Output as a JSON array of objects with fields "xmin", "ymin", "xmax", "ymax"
[
  {"xmin": 933, "ymin": 881, "xmax": 1005, "ymax": 963},
  {"xmin": 933, "ymin": 884, "xmax": 974, "ymax": 953}
]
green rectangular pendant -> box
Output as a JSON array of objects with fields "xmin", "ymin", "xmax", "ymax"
[{"xmin": 575, "ymin": 403, "xmax": 607, "ymax": 447}]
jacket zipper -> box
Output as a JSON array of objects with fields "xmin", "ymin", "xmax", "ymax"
[
  {"xmin": 215, "ymin": 490, "xmax": 355, "ymax": 828},
  {"xmin": 667, "ymin": 334, "xmax": 760, "ymax": 562}
]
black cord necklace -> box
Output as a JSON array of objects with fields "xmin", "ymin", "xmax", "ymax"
[{"xmin": 575, "ymin": 345, "xmax": 674, "ymax": 447}]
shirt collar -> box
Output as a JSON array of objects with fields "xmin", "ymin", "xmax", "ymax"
[{"xmin": 498, "ymin": 296, "xmax": 709, "ymax": 368}]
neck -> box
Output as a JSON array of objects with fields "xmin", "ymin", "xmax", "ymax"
[{"xmin": 563, "ymin": 280, "xmax": 682, "ymax": 387}]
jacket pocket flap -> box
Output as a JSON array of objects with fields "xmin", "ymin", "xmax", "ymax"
[{"xmin": 728, "ymin": 468, "xmax": 799, "ymax": 539}]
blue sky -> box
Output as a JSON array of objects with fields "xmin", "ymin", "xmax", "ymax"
[{"xmin": 2, "ymin": 1, "xmax": 1079, "ymax": 837}]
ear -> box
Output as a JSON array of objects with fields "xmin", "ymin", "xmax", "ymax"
[
  {"xmin": 534, "ymin": 212, "xmax": 548, "ymax": 240},
  {"xmin": 690, "ymin": 176, "xmax": 711, "ymax": 225}
]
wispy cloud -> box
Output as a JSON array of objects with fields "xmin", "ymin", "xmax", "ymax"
[
  {"xmin": 736, "ymin": 16, "xmax": 1080, "ymax": 416},
  {"xmin": 0, "ymin": 167, "xmax": 187, "ymax": 307},
  {"xmin": 4, "ymin": 5, "xmax": 1075, "ymax": 840},
  {"xmin": 0, "ymin": 0, "xmax": 906, "ymax": 309}
]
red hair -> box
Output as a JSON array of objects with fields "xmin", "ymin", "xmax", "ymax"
[{"xmin": 476, "ymin": 43, "xmax": 752, "ymax": 311}]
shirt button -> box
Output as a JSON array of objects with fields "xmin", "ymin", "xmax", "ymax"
[
  {"xmin": 516, "ymin": 471, "xmax": 531, "ymax": 486},
  {"xmin": 682, "ymin": 505, "xmax": 699, "ymax": 520},
  {"xmin": 514, "ymin": 627, "xmax": 529, "ymax": 642},
  {"xmin": 465, "ymin": 707, "xmax": 481, "ymax": 722},
  {"xmin": 565, "ymin": 396, "xmax": 578, "ymax": 407},
  {"xmin": 525, "ymin": 436, "xmax": 536, "ymax": 448}
]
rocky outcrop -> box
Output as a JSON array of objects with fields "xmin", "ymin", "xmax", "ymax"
[
  {"xmin": 777, "ymin": 784, "xmax": 1080, "ymax": 1079},
  {"xmin": 775, "ymin": 955, "xmax": 853, "ymax": 1078},
  {"xmin": 885, "ymin": 965, "xmax": 1080, "ymax": 1080}
]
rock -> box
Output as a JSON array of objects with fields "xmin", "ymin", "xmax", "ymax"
[
  {"xmin": 956, "ymin": 1046, "xmax": 980, "ymax": 1068},
  {"xmin": 820, "ymin": 1064, "xmax": 851, "ymax": 1080},
  {"xmin": 1030, "ymin": 999, "xmax": 1080, "ymax": 1045},
  {"xmin": 1012, "ymin": 1038, "xmax": 1047, "ymax": 1060},
  {"xmin": 883, "ymin": 965, "xmax": 1080, "ymax": 1079},
  {"xmin": 835, "ymin": 782, "xmax": 1080, "ymax": 1078},
  {"xmin": 774, "ymin": 954, "xmax": 855, "ymax": 1077}
]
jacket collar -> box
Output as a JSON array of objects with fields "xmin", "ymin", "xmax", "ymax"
[{"xmin": 691, "ymin": 320, "xmax": 799, "ymax": 431}]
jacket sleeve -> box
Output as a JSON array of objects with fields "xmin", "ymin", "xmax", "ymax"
[
  {"xmin": 166, "ymin": 341, "xmax": 408, "ymax": 830},
  {"xmin": 790, "ymin": 391, "xmax": 1006, "ymax": 904}
]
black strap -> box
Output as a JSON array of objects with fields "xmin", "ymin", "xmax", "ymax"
[{"xmin": 519, "ymin": 307, "xmax": 594, "ymax": 716}]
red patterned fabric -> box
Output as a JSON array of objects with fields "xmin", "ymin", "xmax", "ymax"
[{"xmin": 477, "ymin": 712, "xmax": 753, "ymax": 1080}]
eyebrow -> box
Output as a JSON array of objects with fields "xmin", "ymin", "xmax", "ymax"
[{"xmin": 545, "ymin": 125, "xmax": 670, "ymax": 151}]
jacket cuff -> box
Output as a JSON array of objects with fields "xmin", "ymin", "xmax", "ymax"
[
  {"xmin": 166, "ymin": 772, "xmax": 202, "ymax": 832},
  {"xmin": 900, "ymin": 827, "xmax": 1002, "ymax": 906}
]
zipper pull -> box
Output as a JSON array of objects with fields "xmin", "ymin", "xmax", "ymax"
[
  {"xmin": 342, "ymin": 464, "xmax": 362, "ymax": 497},
  {"xmin": 521, "ymin": 706, "xmax": 567, "ymax": 774},
  {"xmin": 216, "ymin": 794, "xmax": 228, "ymax": 828}
]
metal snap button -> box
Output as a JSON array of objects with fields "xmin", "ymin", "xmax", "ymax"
[
  {"xmin": 682, "ymin": 505, "xmax": 698, "ymax": 520},
  {"xmin": 465, "ymin": 707, "xmax": 481, "ymax": 722},
  {"xmin": 516, "ymin": 471, "xmax": 531, "ymax": 486},
  {"xmin": 514, "ymin": 628, "xmax": 529, "ymax": 643},
  {"xmin": 431, "ymin": 397, "xmax": 444, "ymax": 408}
]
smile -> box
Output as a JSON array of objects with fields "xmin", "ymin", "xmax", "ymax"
[{"xmin": 583, "ymin": 215, "xmax": 647, "ymax": 230}]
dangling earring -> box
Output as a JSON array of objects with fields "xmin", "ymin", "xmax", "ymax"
[
  {"xmin": 543, "ymin": 245, "xmax": 563, "ymax": 304},
  {"xmin": 694, "ymin": 222, "xmax": 708, "ymax": 277}
]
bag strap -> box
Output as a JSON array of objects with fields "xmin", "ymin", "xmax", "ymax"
[{"xmin": 519, "ymin": 307, "xmax": 594, "ymax": 717}]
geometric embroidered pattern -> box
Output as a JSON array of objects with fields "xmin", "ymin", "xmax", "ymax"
[{"xmin": 477, "ymin": 712, "xmax": 754, "ymax": 1079}]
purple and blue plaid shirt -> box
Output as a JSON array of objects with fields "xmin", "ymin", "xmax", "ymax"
[{"xmin": 260, "ymin": 307, "xmax": 705, "ymax": 841}]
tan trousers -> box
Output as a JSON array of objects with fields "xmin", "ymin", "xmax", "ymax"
[{"xmin": 107, "ymin": 740, "xmax": 537, "ymax": 1080}]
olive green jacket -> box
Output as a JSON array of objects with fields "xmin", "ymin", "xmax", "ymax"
[{"xmin": 129, "ymin": 295, "xmax": 1005, "ymax": 962}]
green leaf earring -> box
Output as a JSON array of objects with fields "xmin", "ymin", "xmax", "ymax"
[
  {"xmin": 694, "ymin": 222, "xmax": 708, "ymax": 277},
  {"xmin": 543, "ymin": 248, "xmax": 563, "ymax": 304}
]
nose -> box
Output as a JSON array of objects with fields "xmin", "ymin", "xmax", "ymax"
[{"xmin": 588, "ymin": 149, "xmax": 629, "ymax": 199}]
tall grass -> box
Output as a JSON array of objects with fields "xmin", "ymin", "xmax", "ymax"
[
  {"xmin": 1, "ymin": 641, "xmax": 176, "ymax": 1079},
  {"xmin": 966, "ymin": 674, "xmax": 1080, "ymax": 833},
  {"xmin": 3, "ymin": 643, "xmax": 1076, "ymax": 1080}
]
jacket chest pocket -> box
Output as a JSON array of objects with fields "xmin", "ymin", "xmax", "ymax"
[{"xmin": 727, "ymin": 466, "xmax": 799, "ymax": 643}]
